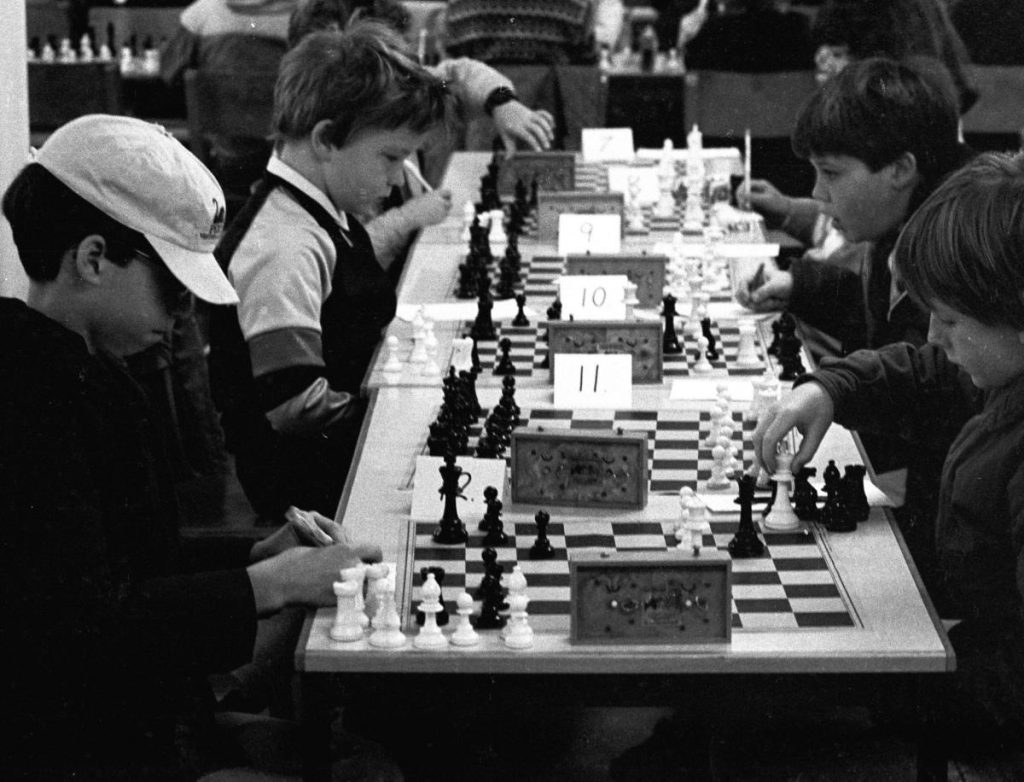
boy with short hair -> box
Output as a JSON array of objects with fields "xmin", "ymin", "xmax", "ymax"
[
  {"xmin": 210, "ymin": 22, "xmax": 452, "ymax": 520},
  {"xmin": 736, "ymin": 56, "xmax": 968, "ymax": 355},
  {"xmin": 755, "ymin": 152, "xmax": 1024, "ymax": 743},
  {"xmin": 0, "ymin": 114, "xmax": 381, "ymax": 779}
]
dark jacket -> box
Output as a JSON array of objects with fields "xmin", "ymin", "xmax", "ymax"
[
  {"xmin": 806, "ymin": 342, "xmax": 1024, "ymax": 727},
  {"xmin": 0, "ymin": 299, "xmax": 257, "ymax": 780},
  {"xmin": 685, "ymin": 9, "xmax": 815, "ymax": 72}
]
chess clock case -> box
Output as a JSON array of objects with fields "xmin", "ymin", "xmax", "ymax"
[
  {"xmin": 569, "ymin": 550, "xmax": 732, "ymax": 644},
  {"xmin": 510, "ymin": 428, "xmax": 649, "ymax": 509}
]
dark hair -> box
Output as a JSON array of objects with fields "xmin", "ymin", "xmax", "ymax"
[
  {"xmin": 812, "ymin": 0, "xmax": 975, "ymax": 112},
  {"xmin": 2, "ymin": 163, "xmax": 150, "ymax": 281},
  {"xmin": 273, "ymin": 22, "xmax": 451, "ymax": 146},
  {"xmin": 286, "ymin": 0, "xmax": 410, "ymax": 49},
  {"xmin": 894, "ymin": 152, "xmax": 1024, "ymax": 330},
  {"xmin": 792, "ymin": 57, "xmax": 961, "ymax": 188}
]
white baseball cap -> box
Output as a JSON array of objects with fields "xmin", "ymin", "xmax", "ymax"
[{"xmin": 33, "ymin": 114, "xmax": 239, "ymax": 305}]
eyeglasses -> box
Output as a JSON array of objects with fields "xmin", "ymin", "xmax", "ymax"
[{"xmin": 133, "ymin": 249, "xmax": 195, "ymax": 317}]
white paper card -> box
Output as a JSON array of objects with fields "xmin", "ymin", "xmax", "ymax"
[
  {"xmin": 410, "ymin": 456, "xmax": 508, "ymax": 521},
  {"xmin": 670, "ymin": 379, "xmax": 755, "ymax": 402},
  {"xmin": 558, "ymin": 274, "xmax": 628, "ymax": 321},
  {"xmin": 557, "ymin": 213, "xmax": 622, "ymax": 256},
  {"xmin": 582, "ymin": 127, "xmax": 635, "ymax": 162},
  {"xmin": 449, "ymin": 337, "xmax": 474, "ymax": 372},
  {"xmin": 395, "ymin": 300, "xmax": 534, "ymax": 323},
  {"xmin": 607, "ymin": 165, "xmax": 660, "ymax": 205},
  {"xmin": 553, "ymin": 354, "xmax": 633, "ymax": 408}
]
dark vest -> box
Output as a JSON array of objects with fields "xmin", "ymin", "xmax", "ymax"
[{"xmin": 209, "ymin": 173, "xmax": 396, "ymax": 517}]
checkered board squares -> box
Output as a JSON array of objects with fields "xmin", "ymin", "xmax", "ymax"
[
  {"xmin": 407, "ymin": 518, "xmax": 857, "ymax": 632},
  {"xmin": 467, "ymin": 320, "xmax": 767, "ymax": 379},
  {"xmin": 434, "ymin": 406, "xmax": 760, "ymax": 495}
]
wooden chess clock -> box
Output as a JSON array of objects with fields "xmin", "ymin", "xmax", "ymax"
[
  {"xmin": 510, "ymin": 429, "xmax": 648, "ymax": 509},
  {"xmin": 546, "ymin": 320, "xmax": 663, "ymax": 383},
  {"xmin": 497, "ymin": 151, "xmax": 576, "ymax": 196},
  {"xmin": 569, "ymin": 550, "xmax": 732, "ymax": 644},
  {"xmin": 537, "ymin": 192, "xmax": 624, "ymax": 242},
  {"xmin": 565, "ymin": 253, "xmax": 668, "ymax": 308}
]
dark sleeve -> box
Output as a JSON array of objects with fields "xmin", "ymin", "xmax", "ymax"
[
  {"xmin": 0, "ymin": 399, "xmax": 257, "ymax": 684},
  {"xmin": 799, "ymin": 342, "xmax": 981, "ymax": 450},
  {"xmin": 159, "ymin": 25, "xmax": 200, "ymax": 87},
  {"xmin": 788, "ymin": 256, "xmax": 869, "ymax": 352}
]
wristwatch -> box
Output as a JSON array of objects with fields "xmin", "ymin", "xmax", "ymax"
[{"xmin": 484, "ymin": 86, "xmax": 517, "ymax": 116}]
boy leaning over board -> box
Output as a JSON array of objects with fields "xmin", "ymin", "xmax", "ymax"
[
  {"xmin": 209, "ymin": 21, "xmax": 453, "ymax": 522},
  {"xmin": 755, "ymin": 152, "xmax": 1024, "ymax": 747}
]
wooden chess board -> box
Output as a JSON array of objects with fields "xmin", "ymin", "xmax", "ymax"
[
  {"xmin": 402, "ymin": 513, "xmax": 857, "ymax": 634},
  {"xmin": 467, "ymin": 320, "xmax": 772, "ymax": 380},
  {"xmin": 409, "ymin": 406, "xmax": 764, "ymax": 495}
]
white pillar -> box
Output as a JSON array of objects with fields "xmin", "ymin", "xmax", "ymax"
[{"xmin": 1, "ymin": 1, "xmax": 30, "ymax": 299}]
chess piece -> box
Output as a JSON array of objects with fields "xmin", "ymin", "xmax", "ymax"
[
  {"xmin": 793, "ymin": 467, "xmax": 820, "ymax": 522},
  {"xmin": 413, "ymin": 572, "xmax": 449, "ymax": 649},
  {"xmin": 340, "ymin": 564, "xmax": 369, "ymax": 628},
  {"xmin": 503, "ymin": 594, "xmax": 534, "ymax": 649},
  {"xmin": 729, "ymin": 473, "xmax": 766, "ymax": 558},
  {"xmin": 481, "ymin": 493, "xmax": 509, "ymax": 547},
  {"xmin": 546, "ymin": 297, "xmax": 563, "ymax": 321},
  {"xmin": 364, "ymin": 563, "xmax": 390, "ymax": 625},
  {"xmin": 823, "ymin": 459, "xmax": 842, "ymax": 494},
  {"xmin": 470, "ymin": 280, "xmax": 497, "ymax": 341},
  {"xmin": 461, "ymin": 200, "xmax": 476, "ymax": 242},
  {"xmin": 821, "ymin": 480, "xmax": 855, "ymax": 532},
  {"xmin": 367, "ymin": 580, "xmax": 407, "ymax": 648},
  {"xmin": 451, "ymin": 592, "xmax": 481, "ymax": 647},
  {"xmin": 512, "ymin": 293, "xmax": 530, "ymax": 327},
  {"xmin": 415, "ymin": 566, "xmax": 450, "ymax": 626},
  {"xmin": 693, "ymin": 336, "xmax": 713, "ymax": 373},
  {"xmin": 382, "ymin": 334, "xmax": 403, "ymax": 374},
  {"xmin": 662, "ymin": 294, "xmax": 682, "ymax": 354},
  {"xmin": 433, "ymin": 451, "xmax": 470, "ymax": 544},
  {"xmin": 735, "ymin": 319, "xmax": 761, "ymax": 367},
  {"xmin": 493, "ymin": 337, "xmax": 517, "ymax": 376},
  {"xmin": 841, "ymin": 465, "xmax": 870, "ymax": 523},
  {"xmin": 705, "ymin": 443, "xmax": 732, "ymax": 490},
  {"xmin": 473, "ymin": 547, "xmax": 508, "ymax": 629},
  {"xmin": 762, "ymin": 450, "xmax": 801, "ymax": 531},
  {"xmin": 501, "ymin": 565, "xmax": 528, "ymax": 640},
  {"xmin": 329, "ymin": 581, "xmax": 364, "ymax": 642},
  {"xmin": 700, "ymin": 317, "xmax": 719, "ymax": 360},
  {"xmin": 530, "ymin": 510, "xmax": 555, "ymax": 559},
  {"xmin": 678, "ymin": 495, "xmax": 712, "ymax": 555}
]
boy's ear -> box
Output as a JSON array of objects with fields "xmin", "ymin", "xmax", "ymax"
[
  {"xmin": 70, "ymin": 234, "xmax": 108, "ymax": 285},
  {"xmin": 309, "ymin": 120, "xmax": 339, "ymax": 158},
  {"xmin": 888, "ymin": 152, "xmax": 919, "ymax": 191}
]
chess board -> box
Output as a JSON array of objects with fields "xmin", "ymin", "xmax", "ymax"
[
  {"xmin": 412, "ymin": 406, "xmax": 763, "ymax": 494},
  {"xmin": 404, "ymin": 515, "xmax": 857, "ymax": 633},
  {"xmin": 467, "ymin": 320, "xmax": 771, "ymax": 380}
]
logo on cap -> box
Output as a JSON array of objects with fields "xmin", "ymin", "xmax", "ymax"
[{"xmin": 201, "ymin": 199, "xmax": 226, "ymax": 240}]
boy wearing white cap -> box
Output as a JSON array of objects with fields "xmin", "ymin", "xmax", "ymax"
[{"xmin": 1, "ymin": 114, "xmax": 381, "ymax": 780}]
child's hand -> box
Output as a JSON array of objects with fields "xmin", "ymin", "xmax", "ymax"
[
  {"xmin": 739, "ymin": 179, "xmax": 790, "ymax": 226},
  {"xmin": 405, "ymin": 190, "xmax": 453, "ymax": 227},
  {"xmin": 493, "ymin": 101, "xmax": 555, "ymax": 151},
  {"xmin": 735, "ymin": 265, "xmax": 792, "ymax": 312},
  {"xmin": 249, "ymin": 506, "xmax": 350, "ymax": 561},
  {"xmin": 753, "ymin": 382, "xmax": 834, "ymax": 474}
]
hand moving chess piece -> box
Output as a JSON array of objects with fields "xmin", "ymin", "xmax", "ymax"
[{"xmin": 763, "ymin": 449, "xmax": 801, "ymax": 531}]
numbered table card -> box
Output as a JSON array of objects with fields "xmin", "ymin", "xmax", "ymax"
[
  {"xmin": 410, "ymin": 455, "xmax": 508, "ymax": 521},
  {"xmin": 558, "ymin": 213, "xmax": 622, "ymax": 256},
  {"xmin": 553, "ymin": 354, "xmax": 633, "ymax": 409},
  {"xmin": 558, "ymin": 274, "xmax": 629, "ymax": 321},
  {"xmin": 607, "ymin": 165, "xmax": 660, "ymax": 206},
  {"xmin": 582, "ymin": 127, "xmax": 636, "ymax": 162}
]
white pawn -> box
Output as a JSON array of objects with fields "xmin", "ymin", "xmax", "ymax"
[
  {"xmin": 368, "ymin": 579, "xmax": 406, "ymax": 648},
  {"xmin": 503, "ymin": 594, "xmax": 534, "ymax": 649},
  {"xmin": 408, "ymin": 328, "xmax": 428, "ymax": 365},
  {"xmin": 693, "ymin": 335, "xmax": 713, "ymax": 373},
  {"xmin": 736, "ymin": 319, "xmax": 761, "ymax": 368},
  {"xmin": 704, "ymin": 402, "xmax": 727, "ymax": 449},
  {"xmin": 763, "ymin": 448, "xmax": 801, "ymax": 531},
  {"xmin": 413, "ymin": 572, "xmax": 449, "ymax": 649},
  {"xmin": 58, "ymin": 37, "xmax": 76, "ymax": 63},
  {"xmin": 97, "ymin": 43, "xmax": 112, "ymax": 62},
  {"xmin": 461, "ymin": 201, "xmax": 476, "ymax": 242},
  {"xmin": 718, "ymin": 426, "xmax": 741, "ymax": 473},
  {"xmin": 340, "ymin": 564, "xmax": 369, "ymax": 628},
  {"xmin": 487, "ymin": 208, "xmax": 506, "ymax": 250},
  {"xmin": 501, "ymin": 565, "xmax": 528, "ymax": 640},
  {"xmin": 382, "ymin": 334, "xmax": 403, "ymax": 374},
  {"xmin": 706, "ymin": 444, "xmax": 732, "ymax": 490},
  {"xmin": 330, "ymin": 581, "xmax": 364, "ymax": 642},
  {"xmin": 450, "ymin": 592, "xmax": 480, "ymax": 647},
  {"xmin": 677, "ymin": 497, "xmax": 712, "ymax": 554},
  {"xmin": 676, "ymin": 486, "xmax": 696, "ymax": 542},
  {"xmin": 79, "ymin": 34, "xmax": 94, "ymax": 63},
  {"xmin": 40, "ymin": 42, "xmax": 55, "ymax": 62},
  {"xmin": 423, "ymin": 319, "xmax": 438, "ymax": 356},
  {"xmin": 364, "ymin": 563, "xmax": 390, "ymax": 625}
]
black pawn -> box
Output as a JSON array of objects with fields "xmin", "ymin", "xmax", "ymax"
[
  {"xmin": 821, "ymin": 483, "xmax": 855, "ymax": 532},
  {"xmin": 793, "ymin": 467, "xmax": 820, "ymax": 522},
  {"xmin": 481, "ymin": 498, "xmax": 508, "ymax": 546},
  {"xmin": 479, "ymin": 485, "xmax": 499, "ymax": 531},
  {"xmin": 512, "ymin": 293, "xmax": 530, "ymax": 327},
  {"xmin": 530, "ymin": 510, "xmax": 555, "ymax": 559},
  {"xmin": 729, "ymin": 473, "xmax": 765, "ymax": 558},
  {"xmin": 493, "ymin": 337, "xmax": 517, "ymax": 376},
  {"xmin": 473, "ymin": 547, "xmax": 508, "ymax": 629},
  {"xmin": 546, "ymin": 298, "xmax": 563, "ymax": 321},
  {"xmin": 700, "ymin": 317, "xmax": 719, "ymax": 361},
  {"xmin": 662, "ymin": 294, "xmax": 682, "ymax": 354},
  {"xmin": 840, "ymin": 465, "xmax": 870, "ymax": 523},
  {"xmin": 470, "ymin": 282, "xmax": 497, "ymax": 341},
  {"xmin": 823, "ymin": 460, "xmax": 842, "ymax": 494},
  {"xmin": 415, "ymin": 566, "xmax": 450, "ymax": 627}
]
